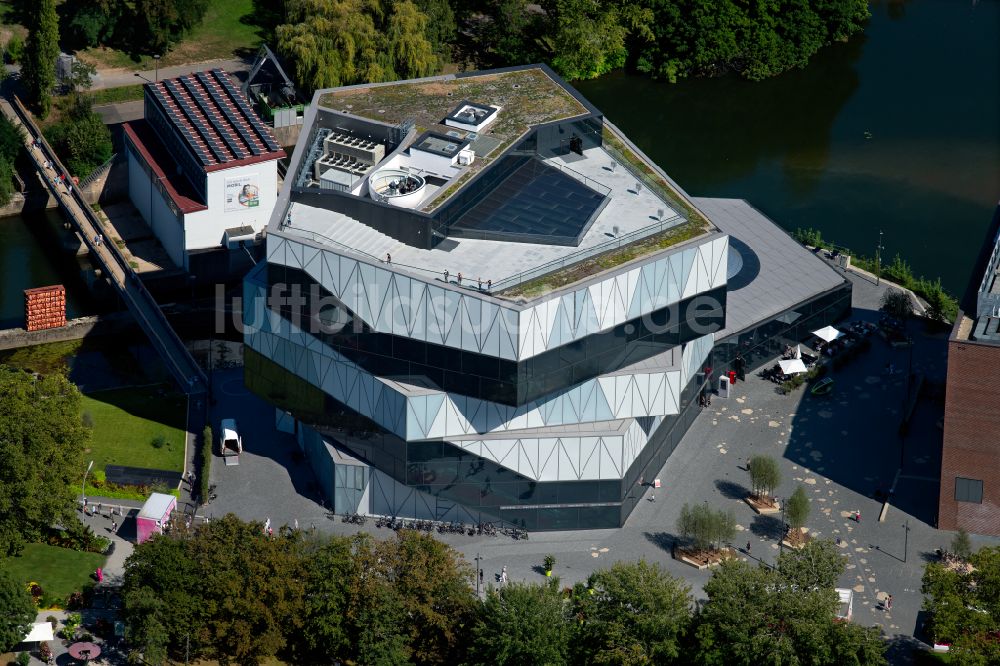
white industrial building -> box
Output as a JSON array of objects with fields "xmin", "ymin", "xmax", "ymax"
[{"xmin": 123, "ymin": 68, "xmax": 285, "ymax": 273}]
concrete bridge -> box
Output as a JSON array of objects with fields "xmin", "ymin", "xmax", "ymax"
[{"xmin": 1, "ymin": 95, "xmax": 207, "ymax": 396}]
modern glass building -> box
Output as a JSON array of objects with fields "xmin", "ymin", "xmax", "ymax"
[{"xmin": 243, "ymin": 65, "xmax": 851, "ymax": 530}]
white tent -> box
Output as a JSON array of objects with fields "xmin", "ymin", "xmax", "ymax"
[
  {"xmin": 23, "ymin": 622, "xmax": 54, "ymax": 643},
  {"xmin": 812, "ymin": 325, "xmax": 843, "ymax": 343},
  {"xmin": 794, "ymin": 344, "xmax": 802, "ymax": 359},
  {"xmin": 779, "ymin": 359, "xmax": 808, "ymax": 375}
]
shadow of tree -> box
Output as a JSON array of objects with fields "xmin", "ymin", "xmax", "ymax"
[
  {"xmin": 884, "ymin": 632, "xmax": 931, "ymax": 664},
  {"xmin": 749, "ymin": 514, "xmax": 785, "ymax": 540},
  {"xmin": 643, "ymin": 531, "xmax": 678, "ymax": 554},
  {"xmin": 715, "ymin": 479, "xmax": 750, "ymax": 500}
]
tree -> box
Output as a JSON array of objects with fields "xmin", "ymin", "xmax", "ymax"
[
  {"xmin": 412, "ymin": 0, "xmax": 456, "ymax": 59},
  {"xmin": 299, "ymin": 536, "xmax": 354, "ymax": 661},
  {"xmin": 951, "ymin": 529, "xmax": 973, "ymax": 560},
  {"xmin": 748, "ymin": 455, "xmax": 780, "ymax": 502},
  {"xmin": 695, "ymin": 559, "xmax": 886, "ymax": 665},
  {"xmin": 0, "ymin": 570, "xmax": 36, "ymax": 653},
  {"xmin": 0, "ymin": 368, "xmax": 89, "ymax": 556},
  {"xmin": 677, "ymin": 503, "xmax": 735, "ymax": 552},
  {"xmin": 777, "ymin": 539, "xmax": 845, "ymax": 591},
  {"xmin": 922, "ymin": 546, "xmax": 1000, "ymax": 663},
  {"xmin": 62, "ymin": 0, "xmax": 127, "ymax": 50},
  {"xmin": 543, "ymin": 0, "xmax": 651, "ymax": 81},
  {"xmin": 571, "ymin": 560, "xmax": 692, "ymax": 665},
  {"xmin": 122, "ymin": 514, "xmax": 306, "ymax": 664},
  {"xmin": 379, "ymin": 529, "xmax": 476, "ymax": 664},
  {"xmin": 468, "ymin": 581, "xmax": 570, "ymax": 666},
  {"xmin": 22, "ymin": 0, "xmax": 60, "ymax": 117},
  {"xmin": 879, "ymin": 288, "xmax": 912, "ymax": 320},
  {"xmin": 276, "ymin": 0, "xmax": 440, "ymax": 94},
  {"xmin": 69, "ymin": 60, "xmax": 97, "ymax": 94},
  {"xmin": 786, "ymin": 484, "xmax": 811, "ymax": 532}
]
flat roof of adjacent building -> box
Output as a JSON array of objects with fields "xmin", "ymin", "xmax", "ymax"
[
  {"xmin": 695, "ymin": 197, "xmax": 848, "ymax": 339},
  {"xmin": 123, "ymin": 120, "xmax": 209, "ymax": 214},
  {"xmin": 145, "ymin": 68, "xmax": 285, "ymax": 172}
]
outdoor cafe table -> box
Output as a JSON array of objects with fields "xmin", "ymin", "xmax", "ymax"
[{"xmin": 68, "ymin": 641, "xmax": 102, "ymax": 662}]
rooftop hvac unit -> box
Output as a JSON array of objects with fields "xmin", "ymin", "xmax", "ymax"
[{"xmin": 457, "ymin": 149, "xmax": 475, "ymax": 166}]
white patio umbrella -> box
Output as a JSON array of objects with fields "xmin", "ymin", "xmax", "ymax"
[
  {"xmin": 795, "ymin": 344, "xmax": 802, "ymax": 359},
  {"xmin": 779, "ymin": 358, "xmax": 808, "ymax": 375},
  {"xmin": 812, "ymin": 325, "xmax": 843, "ymax": 343}
]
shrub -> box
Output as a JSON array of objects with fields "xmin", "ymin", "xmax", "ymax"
[
  {"xmin": 16, "ymin": 651, "xmax": 30, "ymax": 666},
  {"xmin": 46, "ymin": 615, "xmax": 58, "ymax": 630},
  {"xmin": 786, "ymin": 485, "xmax": 810, "ymax": 531},
  {"xmin": 880, "ymin": 289, "xmax": 912, "ymax": 320},
  {"xmin": 793, "ymin": 227, "xmax": 825, "ymax": 247},
  {"xmin": 544, "ymin": 554, "xmax": 556, "ymax": 572},
  {"xmin": 951, "ymin": 529, "xmax": 973, "ymax": 560},
  {"xmin": 677, "ymin": 503, "xmax": 736, "ymax": 552},
  {"xmin": 200, "ymin": 425, "xmax": 212, "ymax": 504},
  {"xmin": 748, "ymin": 456, "xmax": 781, "ymax": 501},
  {"xmin": 5, "ymin": 35, "xmax": 24, "ymax": 64},
  {"xmin": 39, "ymin": 641, "xmax": 52, "ymax": 662},
  {"xmin": 151, "ymin": 433, "xmax": 168, "ymax": 449}
]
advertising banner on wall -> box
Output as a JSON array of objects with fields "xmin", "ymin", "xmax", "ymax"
[{"xmin": 225, "ymin": 174, "xmax": 260, "ymax": 212}]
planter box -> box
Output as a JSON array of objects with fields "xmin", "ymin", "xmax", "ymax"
[
  {"xmin": 782, "ymin": 527, "xmax": 811, "ymax": 550},
  {"xmin": 673, "ymin": 546, "xmax": 736, "ymax": 570},
  {"xmin": 745, "ymin": 496, "xmax": 781, "ymax": 515}
]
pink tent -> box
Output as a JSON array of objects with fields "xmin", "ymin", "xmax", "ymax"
[{"xmin": 136, "ymin": 492, "xmax": 176, "ymax": 544}]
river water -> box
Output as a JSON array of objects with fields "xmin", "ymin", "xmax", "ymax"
[
  {"xmin": 577, "ymin": 0, "xmax": 1000, "ymax": 294},
  {"xmin": 0, "ymin": 1, "xmax": 996, "ymax": 325},
  {"xmin": 0, "ymin": 209, "xmax": 95, "ymax": 328}
]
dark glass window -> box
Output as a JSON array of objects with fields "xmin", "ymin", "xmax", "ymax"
[{"xmin": 955, "ymin": 477, "xmax": 983, "ymax": 504}]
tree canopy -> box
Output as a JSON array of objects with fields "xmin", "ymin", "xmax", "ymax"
[
  {"xmin": 22, "ymin": 0, "xmax": 60, "ymax": 117},
  {"xmin": 276, "ymin": 0, "xmax": 441, "ymax": 94},
  {"xmin": 468, "ymin": 580, "xmax": 571, "ymax": 666},
  {"xmin": 0, "ymin": 367, "xmax": 88, "ymax": 557},
  {"xmin": 695, "ymin": 558, "xmax": 886, "ymax": 665},
  {"xmin": 922, "ymin": 546, "xmax": 1000, "ymax": 664},
  {"xmin": 0, "ymin": 569, "xmax": 36, "ymax": 653},
  {"xmin": 748, "ymin": 455, "xmax": 781, "ymax": 501},
  {"xmin": 571, "ymin": 560, "xmax": 692, "ymax": 665}
]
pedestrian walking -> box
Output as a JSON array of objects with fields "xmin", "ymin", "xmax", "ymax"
[
  {"xmin": 500, "ymin": 566, "xmax": 508, "ymax": 584},
  {"xmin": 886, "ymin": 594, "xmax": 892, "ymax": 611},
  {"xmin": 110, "ymin": 521, "xmax": 117, "ymax": 533},
  {"xmin": 479, "ymin": 569, "xmax": 484, "ymax": 586},
  {"xmin": 746, "ymin": 541, "xmax": 752, "ymax": 555},
  {"xmin": 268, "ymin": 526, "xmax": 274, "ymax": 538},
  {"xmin": 856, "ymin": 510, "xmax": 861, "ymax": 523},
  {"xmin": 294, "ymin": 518, "xmax": 299, "ymax": 530}
]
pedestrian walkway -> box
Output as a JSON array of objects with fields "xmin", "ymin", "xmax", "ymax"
[{"xmin": 0, "ymin": 95, "xmax": 207, "ymax": 397}]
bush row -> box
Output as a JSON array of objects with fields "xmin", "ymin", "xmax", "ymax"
[
  {"xmin": 793, "ymin": 227, "xmax": 958, "ymax": 322},
  {"xmin": 199, "ymin": 425, "xmax": 211, "ymax": 504}
]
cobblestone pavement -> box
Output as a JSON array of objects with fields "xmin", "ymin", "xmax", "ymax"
[{"xmin": 146, "ymin": 267, "xmax": 999, "ymax": 662}]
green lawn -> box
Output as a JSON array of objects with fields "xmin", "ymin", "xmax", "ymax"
[
  {"xmin": 90, "ymin": 84, "xmax": 145, "ymax": 106},
  {"xmin": 78, "ymin": 0, "xmax": 261, "ymax": 69},
  {"xmin": 1, "ymin": 543, "xmax": 106, "ymax": 608},
  {"xmin": 81, "ymin": 385, "xmax": 187, "ymax": 475}
]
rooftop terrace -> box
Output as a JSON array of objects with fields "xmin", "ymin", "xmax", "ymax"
[
  {"xmin": 318, "ymin": 68, "xmax": 589, "ymax": 210},
  {"xmin": 281, "ymin": 144, "xmax": 712, "ymax": 301}
]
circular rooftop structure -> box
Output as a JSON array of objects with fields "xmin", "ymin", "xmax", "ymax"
[{"xmin": 369, "ymin": 169, "xmax": 426, "ymax": 208}]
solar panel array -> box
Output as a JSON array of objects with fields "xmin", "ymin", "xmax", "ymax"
[
  {"xmin": 210, "ymin": 69, "xmax": 282, "ymax": 153},
  {"xmin": 149, "ymin": 68, "xmax": 283, "ymax": 169}
]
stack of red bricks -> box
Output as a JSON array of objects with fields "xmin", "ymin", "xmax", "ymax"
[{"xmin": 24, "ymin": 285, "xmax": 66, "ymax": 331}]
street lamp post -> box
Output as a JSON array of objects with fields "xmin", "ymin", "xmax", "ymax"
[
  {"xmin": 875, "ymin": 230, "xmax": 884, "ymax": 286},
  {"xmin": 474, "ymin": 552, "xmax": 482, "ymax": 596},
  {"xmin": 81, "ymin": 460, "xmax": 94, "ymax": 506},
  {"xmin": 153, "ymin": 54, "xmax": 160, "ymax": 82}
]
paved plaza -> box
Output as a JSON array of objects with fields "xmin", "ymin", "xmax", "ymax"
[{"xmin": 195, "ymin": 266, "xmax": 999, "ymax": 660}]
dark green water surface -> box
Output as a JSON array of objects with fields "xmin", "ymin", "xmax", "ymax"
[{"xmin": 577, "ymin": 0, "xmax": 999, "ymax": 294}]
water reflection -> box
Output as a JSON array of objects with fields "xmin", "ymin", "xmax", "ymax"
[{"xmin": 577, "ymin": 0, "xmax": 999, "ymax": 293}]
